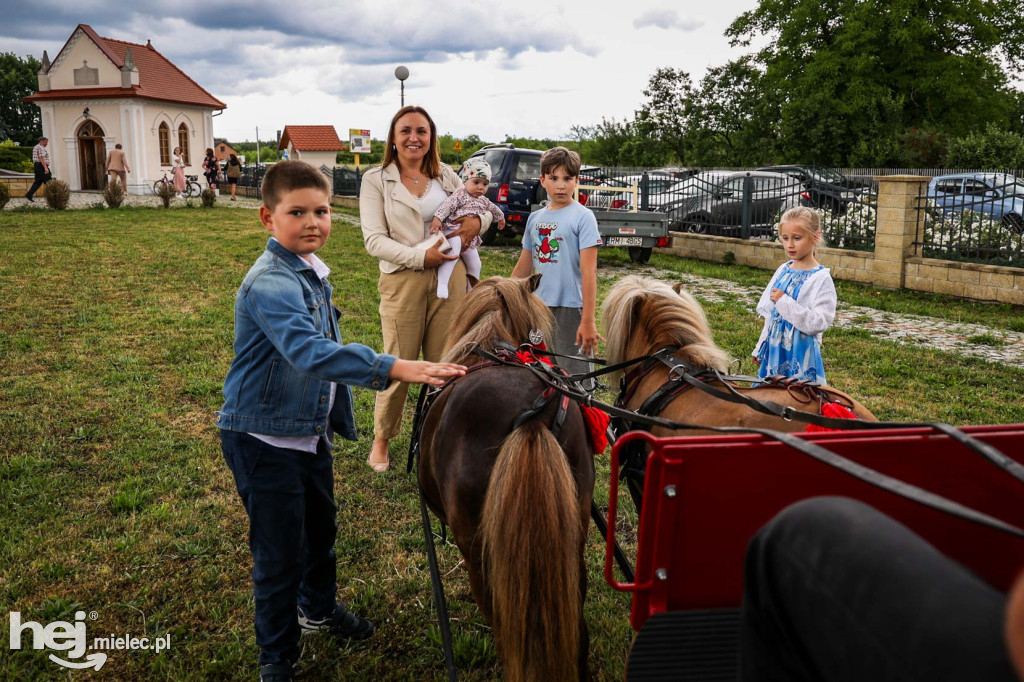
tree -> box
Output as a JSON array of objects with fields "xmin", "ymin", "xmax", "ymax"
[
  {"xmin": 0, "ymin": 53, "xmax": 43, "ymax": 146},
  {"xmin": 726, "ymin": 0, "xmax": 1024, "ymax": 165},
  {"xmin": 683, "ymin": 58, "xmax": 776, "ymax": 166},
  {"xmin": 633, "ymin": 68, "xmax": 694, "ymax": 164}
]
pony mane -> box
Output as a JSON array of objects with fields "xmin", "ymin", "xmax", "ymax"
[
  {"xmin": 441, "ymin": 276, "xmax": 554, "ymax": 366},
  {"xmin": 602, "ymin": 274, "xmax": 731, "ymax": 380}
]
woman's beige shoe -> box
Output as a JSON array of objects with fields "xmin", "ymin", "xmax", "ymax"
[{"xmin": 366, "ymin": 455, "xmax": 389, "ymax": 473}]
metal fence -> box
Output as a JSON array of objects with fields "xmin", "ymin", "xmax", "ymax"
[
  {"xmin": 579, "ymin": 168, "xmax": 878, "ymax": 250},
  {"xmin": 320, "ymin": 166, "xmax": 361, "ymax": 197},
  {"xmin": 914, "ymin": 174, "xmax": 1024, "ymax": 267}
]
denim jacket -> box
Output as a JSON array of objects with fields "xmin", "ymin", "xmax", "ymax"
[{"xmin": 216, "ymin": 239, "xmax": 395, "ymax": 439}]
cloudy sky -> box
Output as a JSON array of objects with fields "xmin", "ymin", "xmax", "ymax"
[{"xmin": 5, "ymin": 0, "xmax": 762, "ymax": 144}]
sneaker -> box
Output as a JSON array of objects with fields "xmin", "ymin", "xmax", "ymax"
[
  {"xmin": 297, "ymin": 603, "xmax": 374, "ymax": 640},
  {"xmin": 258, "ymin": 662, "xmax": 296, "ymax": 682},
  {"xmin": 176, "ymin": 193, "xmax": 183, "ymax": 198}
]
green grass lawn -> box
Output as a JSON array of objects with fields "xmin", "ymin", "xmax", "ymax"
[{"xmin": 2, "ymin": 206, "xmax": 1023, "ymax": 680}]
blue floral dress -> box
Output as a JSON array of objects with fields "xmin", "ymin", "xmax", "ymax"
[{"xmin": 756, "ymin": 265, "xmax": 827, "ymax": 384}]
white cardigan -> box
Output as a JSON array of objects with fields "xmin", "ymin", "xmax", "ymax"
[{"xmin": 751, "ymin": 262, "xmax": 837, "ymax": 358}]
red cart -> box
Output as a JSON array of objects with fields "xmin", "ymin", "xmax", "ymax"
[{"xmin": 604, "ymin": 425, "xmax": 1024, "ymax": 681}]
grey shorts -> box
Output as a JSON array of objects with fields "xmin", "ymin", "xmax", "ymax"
[{"xmin": 549, "ymin": 306, "xmax": 595, "ymax": 389}]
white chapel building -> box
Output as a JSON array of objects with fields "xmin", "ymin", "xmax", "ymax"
[{"xmin": 25, "ymin": 24, "xmax": 226, "ymax": 195}]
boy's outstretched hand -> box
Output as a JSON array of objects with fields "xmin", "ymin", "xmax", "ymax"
[{"xmin": 390, "ymin": 359, "xmax": 467, "ymax": 386}]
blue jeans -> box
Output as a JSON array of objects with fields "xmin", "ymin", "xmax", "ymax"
[
  {"xmin": 220, "ymin": 430, "xmax": 338, "ymax": 666},
  {"xmin": 740, "ymin": 497, "xmax": 1015, "ymax": 681}
]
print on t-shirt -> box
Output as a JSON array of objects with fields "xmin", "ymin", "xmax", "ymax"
[{"xmin": 534, "ymin": 222, "xmax": 561, "ymax": 263}]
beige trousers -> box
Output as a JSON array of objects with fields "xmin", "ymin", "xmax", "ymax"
[
  {"xmin": 374, "ymin": 261, "xmax": 467, "ymax": 439},
  {"xmin": 108, "ymin": 170, "xmax": 127, "ymax": 188}
]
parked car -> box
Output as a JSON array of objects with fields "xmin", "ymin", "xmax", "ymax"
[
  {"xmin": 927, "ymin": 173, "xmax": 1024, "ymax": 233},
  {"xmin": 577, "ymin": 175, "xmax": 630, "ymax": 210},
  {"xmin": 756, "ymin": 164, "xmax": 860, "ymax": 212},
  {"xmin": 664, "ymin": 171, "xmax": 800, "ymax": 234},
  {"xmin": 462, "ymin": 144, "xmax": 544, "ymax": 243},
  {"xmin": 649, "ymin": 171, "xmax": 733, "ymax": 213}
]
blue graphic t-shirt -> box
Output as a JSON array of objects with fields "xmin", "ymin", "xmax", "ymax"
[{"xmin": 521, "ymin": 201, "xmax": 602, "ymax": 308}]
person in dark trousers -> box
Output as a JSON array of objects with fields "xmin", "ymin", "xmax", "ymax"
[
  {"xmin": 24, "ymin": 137, "xmax": 51, "ymax": 202},
  {"xmin": 740, "ymin": 496, "xmax": 1020, "ymax": 681}
]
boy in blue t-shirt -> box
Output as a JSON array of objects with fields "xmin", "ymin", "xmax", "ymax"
[
  {"xmin": 216, "ymin": 161, "xmax": 466, "ymax": 682},
  {"xmin": 511, "ymin": 146, "xmax": 603, "ymax": 380}
]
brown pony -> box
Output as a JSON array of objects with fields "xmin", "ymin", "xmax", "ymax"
[
  {"xmin": 418, "ymin": 275, "xmax": 594, "ymax": 682},
  {"xmin": 602, "ymin": 274, "xmax": 877, "ymax": 433}
]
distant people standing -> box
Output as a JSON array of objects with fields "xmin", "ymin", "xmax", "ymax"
[
  {"xmin": 105, "ymin": 143, "xmax": 130, "ymax": 189},
  {"xmin": 24, "ymin": 137, "xmax": 51, "ymax": 202},
  {"xmin": 202, "ymin": 148, "xmax": 219, "ymax": 190},
  {"xmin": 172, "ymin": 147, "xmax": 187, "ymax": 198},
  {"xmin": 225, "ymin": 153, "xmax": 242, "ymax": 201}
]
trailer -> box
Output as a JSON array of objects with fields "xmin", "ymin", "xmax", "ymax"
[{"xmin": 579, "ymin": 178, "xmax": 671, "ymax": 265}]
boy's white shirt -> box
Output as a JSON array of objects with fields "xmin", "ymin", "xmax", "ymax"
[
  {"xmin": 250, "ymin": 246, "xmax": 337, "ymax": 453},
  {"xmin": 752, "ymin": 262, "xmax": 837, "ymax": 358}
]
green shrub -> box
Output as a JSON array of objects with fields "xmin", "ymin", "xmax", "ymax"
[
  {"xmin": 200, "ymin": 188, "xmax": 217, "ymax": 208},
  {"xmin": 945, "ymin": 123, "xmax": 1024, "ymax": 170},
  {"xmin": 43, "ymin": 179, "xmax": 71, "ymax": 210},
  {"xmin": 103, "ymin": 181, "xmax": 126, "ymax": 208},
  {"xmin": 0, "ymin": 145, "xmax": 32, "ymax": 172},
  {"xmin": 156, "ymin": 181, "xmax": 175, "ymax": 208},
  {"xmin": 0, "ymin": 182, "xmax": 9, "ymax": 210}
]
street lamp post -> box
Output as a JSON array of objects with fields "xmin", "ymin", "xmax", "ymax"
[{"xmin": 395, "ymin": 66, "xmax": 409, "ymax": 108}]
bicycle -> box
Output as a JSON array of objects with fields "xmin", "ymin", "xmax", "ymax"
[{"xmin": 153, "ymin": 170, "xmax": 202, "ymax": 198}]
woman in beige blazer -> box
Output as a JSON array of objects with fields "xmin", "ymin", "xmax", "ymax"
[{"xmin": 360, "ymin": 106, "xmax": 491, "ymax": 472}]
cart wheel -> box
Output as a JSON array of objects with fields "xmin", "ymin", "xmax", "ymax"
[{"xmin": 628, "ymin": 246, "xmax": 652, "ymax": 265}]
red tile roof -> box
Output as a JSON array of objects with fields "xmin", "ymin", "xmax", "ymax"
[
  {"xmin": 279, "ymin": 125, "xmax": 344, "ymax": 151},
  {"xmin": 25, "ymin": 24, "xmax": 225, "ymax": 110}
]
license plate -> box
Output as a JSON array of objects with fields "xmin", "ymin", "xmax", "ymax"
[{"xmin": 607, "ymin": 236, "xmax": 643, "ymax": 246}]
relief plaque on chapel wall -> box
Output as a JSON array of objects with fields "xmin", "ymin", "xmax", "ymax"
[{"xmin": 74, "ymin": 61, "xmax": 99, "ymax": 86}]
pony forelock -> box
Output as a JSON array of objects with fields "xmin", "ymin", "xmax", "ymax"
[
  {"xmin": 602, "ymin": 275, "xmax": 731, "ymax": 378},
  {"xmin": 442, "ymin": 277, "xmax": 553, "ymax": 365}
]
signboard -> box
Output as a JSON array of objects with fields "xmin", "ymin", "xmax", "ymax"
[
  {"xmin": 349, "ymin": 129, "xmax": 371, "ymax": 154},
  {"xmin": 452, "ymin": 141, "xmax": 462, "ymax": 151}
]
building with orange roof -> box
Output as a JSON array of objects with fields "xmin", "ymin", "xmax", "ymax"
[
  {"xmin": 278, "ymin": 125, "xmax": 344, "ymax": 170},
  {"xmin": 24, "ymin": 24, "xmax": 226, "ymax": 194}
]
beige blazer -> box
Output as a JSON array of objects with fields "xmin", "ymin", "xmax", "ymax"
[
  {"xmin": 105, "ymin": 148, "xmax": 130, "ymax": 172},
  {"xmin": 360, "ymin": 163, "xmax": 491, "ymax": 273}
]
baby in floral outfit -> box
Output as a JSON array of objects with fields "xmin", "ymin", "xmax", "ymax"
[{"xmin": 429, "ymin": 158, "xmax": 506, "ymax": 299}]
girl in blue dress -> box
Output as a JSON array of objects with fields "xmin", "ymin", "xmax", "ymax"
[{"xmin": 751, "ymin": 206, "xmax": 837, "ymax": 384}]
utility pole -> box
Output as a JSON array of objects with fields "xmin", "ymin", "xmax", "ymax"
[{"xmin": 256, "ymin": 126, "xmax": 261, "ymax": 165}]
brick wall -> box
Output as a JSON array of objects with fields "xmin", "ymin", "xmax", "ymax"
[{"xmin": 660, "ymin": 175, "xmax": 1024, "ymax": 306}]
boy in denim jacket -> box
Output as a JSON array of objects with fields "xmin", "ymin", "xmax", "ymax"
[{"xmin": 216, "ymin": 161, "xmax": 466, "ymax": 682}]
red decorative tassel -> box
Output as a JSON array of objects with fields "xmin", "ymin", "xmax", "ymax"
[
  {"xmin": 806, "ymin": 401, "xmax": 858, "ymax": 433},
  {"xmin": 516, "ymin": 348, "xmax": 553, "ymax": 366},
  {"xmin": 581, "ymin": 405, "xmax": 611, "ymax": 454}
]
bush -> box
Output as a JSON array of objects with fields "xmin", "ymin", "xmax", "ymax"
[
  {"xmin": 0, "ymin": 182, "xmax": 9, "ymax": 210},
  {"xmin": 43, "ymin": 179, "xmax": 71, "ymax": 210},
  {"xmin": 156, "ymin": 181, "xmax": 175, "ymax": 208},
  {"xmin": 0, "ymin": 145, "xmax": 32, "ymax": 172},
  {"xmin": 945, "ymin": 124, "xmax": 1024, "ymax": 170},
  {"xmin": 200, "ymin": 188, "xmax": 217, "ymax": 208},
  {"xmin": 103, "ymin": 181, "xmax": 126, "ymax": 208}
]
